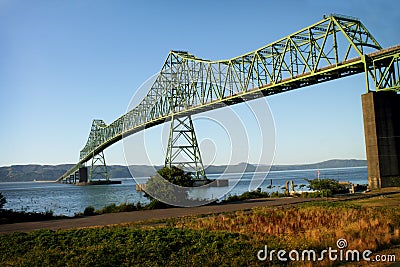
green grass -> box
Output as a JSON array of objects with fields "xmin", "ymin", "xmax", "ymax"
[
  {"xmin": 0, "ymin": 227, "xmax": 266, "ymax": 267},
  {"xmin": 2, "ymin": 194, "xmax": 400, "ymax": 266},
  {"xmin": 348, "ymin": 193, "xmax": 400, "ymax": 207}
]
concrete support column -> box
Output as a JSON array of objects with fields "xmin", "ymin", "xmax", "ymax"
[
  {"xmin": 362, "ymin": 91, "xmax": 400, "ymax": 188},
  {"xmin": 78, "ymin": 166, "xmax": 88, "ymax": 183}
]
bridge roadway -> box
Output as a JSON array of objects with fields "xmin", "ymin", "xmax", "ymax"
[
  {"xmin": 58, "ymin": 45, "xmax": 400, "ymax": 182},
  {"xmin": 58, "ymin": 14, "xmax": 400, "ymax": 182}
]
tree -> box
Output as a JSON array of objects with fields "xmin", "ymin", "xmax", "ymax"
[
  {"xmin": 144, "ymin": 166, "xmax": 194, "ymax": 208},
  {"xmin": 156, "ymin": 166, "xmax": 194, "ymax": 187},
  {"xmin": 0, "ymin": 192, "xmax": 7, "ymax": 210}
]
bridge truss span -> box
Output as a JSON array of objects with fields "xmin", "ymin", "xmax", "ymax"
[{"xmin": 57, "ymin": 14, "xmax": 400, "ymax": 183}]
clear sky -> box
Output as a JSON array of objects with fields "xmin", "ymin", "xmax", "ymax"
[{"xmin": 1, "ymin": 0, "xmax": 399, "ymax": 167}]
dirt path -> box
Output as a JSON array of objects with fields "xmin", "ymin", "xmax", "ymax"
[{"xmin": 0, "ymin": 198, "xmax": 315, "ymax": 234}]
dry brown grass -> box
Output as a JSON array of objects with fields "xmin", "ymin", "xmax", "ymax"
[{"xmin": 173, "ymin": 203, "xmax": 400, "ymax": 253}]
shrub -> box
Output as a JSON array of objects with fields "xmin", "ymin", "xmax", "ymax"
[
  {"xmin": 306, "ymin": 178, "xmax": 347, "ymax": 194},
  {"xmin": 145, "ymin": 199, "xmax": 172, "ymax": 210},
  {"xmin": 83, "ymin": 206, "xmax": 96, "ymax": 216},
  {"xmin": 117, "ymin": 203, "xmax": 137, "ymax": 212},
  {"xmin": 270, "ymin": 191, "xmax": 287, "ymax": 198},
  {"xmin": 221, "ymin": 190, "xmax": 270, "ymax": 203},
  {"xmin": 0, "ymin": 209, "xmax": 59, "ymax": 224},
  {"xmin": 144, "ymin": 167, "xmax": 194, "ymax": 206},
  {"xmin": 300, "ymin": 189, "xmax": 332, "ymax": 198},
  {"xmin": 91, "ymin": 202, "xmax": 146, "ymax": 215},
  {"xmin": 99, "ymin": 203, "xmax": 117, "ymax": 214}
]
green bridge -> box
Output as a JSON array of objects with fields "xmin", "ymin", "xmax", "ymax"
[{"xmin": 57, "ymin": 14, "xmax": 400, "ymax": 188}]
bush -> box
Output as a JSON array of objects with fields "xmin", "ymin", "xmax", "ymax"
[
  {"xmin": 92, "ymin": 202, "xmax": 145, "ymax": 215},
  {"xmin": 306, "ymin": 178, "xmax": 347, "ymax": 194},
  {"xmin": 0, "ymin": 209, "xmax": 59, "ymax": 224},
  {"xmin": 144, "ymin": 167, "xmax": 193, "ymax": 206},
  {"xmin": 221, "ymin": 190, "xmax": 270, "ymax": 203},
  {"xmin": 301, "ymin": 189, "xmax": 332, "ymax": 198},
  {"xmin": 270, "ymin": 191, "xmax": 287, "ymax": 198},
  {"xmin": 145, "ymin": 199, "xmax": 172, "ymax": 210},
  {"xmin": 117, "ymin": 203, "xmax": 137, "ymax": 212},
  {"xmin": 83, "ymin": 206, "xmax": 96, "ymax": 216},
  {"xmin": 99, "ymin": 203, "xmax": 117, "ymax": 214}
]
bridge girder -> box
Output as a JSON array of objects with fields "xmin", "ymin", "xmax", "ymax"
[{"xmin": 57, "ymin": 14, "xmax": 400, "ymax": 182}]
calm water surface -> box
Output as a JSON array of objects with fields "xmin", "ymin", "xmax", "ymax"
[{"xmin": 0, "ymin": 167, "xmax": 367, "ymax": 217}]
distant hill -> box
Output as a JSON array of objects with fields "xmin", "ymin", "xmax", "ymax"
[
  {"xmin": 0, "ymin": 159, "xmax": 366, "ymax": 182},
  {"xmin": 0, "ymin": 164, "xmax": 74, "ymax": 183},
  {"xmin": 270, "ymin": 159, "xmax": 367, "ymax": 171}
]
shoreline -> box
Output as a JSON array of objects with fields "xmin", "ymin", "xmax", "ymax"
[
  {"xmin": 0, "ymin": 197, "xmax": 315, "ymax": 234},
  {"xmin": 2, "ymin": 188, "xmax": 400, "ymax": 234}
]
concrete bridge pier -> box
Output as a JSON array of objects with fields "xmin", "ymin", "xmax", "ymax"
[
  {"xmin": 362, "ymin": 91, "xmax": 400, "ymax": 188},
  {"xmin": 78, "ymin": 166, "xmax": 88, "ymax": 184}
]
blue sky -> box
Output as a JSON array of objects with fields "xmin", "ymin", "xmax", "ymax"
[{"xmin": 1, "ymin": 0, "xmax": 399, "ymax": 167}]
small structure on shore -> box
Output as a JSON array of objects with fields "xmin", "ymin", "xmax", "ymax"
[{"xmin": 61, "ymin": 166, "xmax": 121, "ymax": 185}]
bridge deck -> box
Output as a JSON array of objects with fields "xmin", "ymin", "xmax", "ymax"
[{"xmin": 57, "ymin": 13, "xmax": 400, "ymax": 183}]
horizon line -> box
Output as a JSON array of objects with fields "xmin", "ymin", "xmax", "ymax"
[{"xmin": 0, "ymin": 158, "xmax": 367, "ymax": 168}]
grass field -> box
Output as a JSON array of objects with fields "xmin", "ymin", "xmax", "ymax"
[
  {"xmin": 349, "ymin": 192, "xmax": 400, "ymax": 207},
  {"xmin": 1, "ymin": 194, "xmax": 399, "ymax": 266}
]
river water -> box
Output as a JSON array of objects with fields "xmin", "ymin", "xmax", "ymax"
[{"xmin": 0, "ymin": 167, "xmax": 367, "ymax": 217}]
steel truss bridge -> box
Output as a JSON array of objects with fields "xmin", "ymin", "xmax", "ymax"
[{"xmin": 57, "ymin": 14, "xmax": 400, "ymax": 183}]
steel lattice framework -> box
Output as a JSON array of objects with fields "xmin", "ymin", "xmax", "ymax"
[
  {"xmin": 57, "ymin": 14, "xmax": 400, "ymax": 182},
  {"xmin": 165, "ymin": 115, "xmax": 206, "ymax": 180}
]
